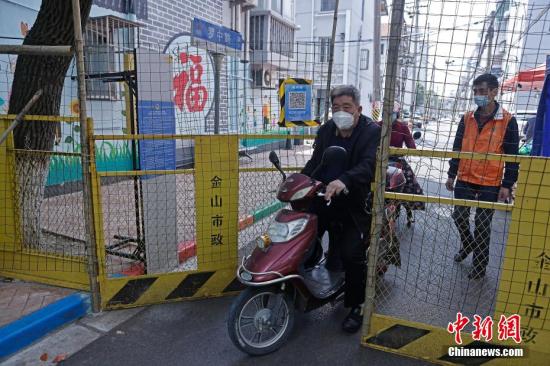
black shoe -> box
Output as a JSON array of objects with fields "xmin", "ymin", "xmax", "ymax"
[
  {"xmin": 342, "ymin": 306, "xmax": 363, "ymax": 333},
  {"xmin": 454, "ymin": 250, "xmax": 469, "ymax": 263},
  {"xmin": 406, "ymin": 211, "xmax": 414, "ymax": 227},
  {"xmin": 468, "ymin": 268, "xmax": 486, "ymax": 280}
]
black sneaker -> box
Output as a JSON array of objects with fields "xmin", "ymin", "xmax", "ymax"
[
  {"xmin": 454, "ymin": 250, "xmax": 469, "ymax": 263},
  {"xmin": 468, "ymin": 268, "xmax": 486, "ymax": 280},
  {"xmin": 406, "ymin": 210, "xmax": 414, "ymax": 227},
  {"xmin": 342, "ymin": 306, "xmax": 363, "ymax": 333}
]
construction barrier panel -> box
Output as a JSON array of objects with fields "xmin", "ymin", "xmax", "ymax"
[{"xmin": 361, "ymin": 0, "xmax": 550, "ymax": 364}]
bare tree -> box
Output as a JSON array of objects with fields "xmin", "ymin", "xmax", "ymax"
[{"xmin": 8, "ymin": 0, "xmax": 93, "ymax": 249}]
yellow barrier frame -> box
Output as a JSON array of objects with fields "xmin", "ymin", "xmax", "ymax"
[{"xmin": 0, "ymin": 114, "xmax": 90, "ymax": 289}]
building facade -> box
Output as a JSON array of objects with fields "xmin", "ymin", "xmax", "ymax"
[
  {"xmin": 0, "ymin": 0, "xmax": 255, "ymax": 182},
  {"xmin": 294, "ymin": 0, "xmax": 376, "ymax": 118},
  {"xmin": 514, "ymin": 0, "xmax": 549, "ymax": 112},
  {"xmin": 247, "ymin": 0, "xmax": 298, "ymax": 131}
]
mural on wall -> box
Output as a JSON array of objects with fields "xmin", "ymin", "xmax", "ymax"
[
  {"xmin": 46, "ymin": 105, "xmax": 134, "ymax": 186},
  {"xmin": 164, "ymin": 33, "xmax": 215, "ymax": 135},
  {"xmin": 0, "ymin": 9, "xmax": 134, "ymax": 187}
]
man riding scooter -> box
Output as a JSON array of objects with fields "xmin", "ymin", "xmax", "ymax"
[{"xmin": 301, "ymin": 85, "xmax": 381, "ymax": 333}]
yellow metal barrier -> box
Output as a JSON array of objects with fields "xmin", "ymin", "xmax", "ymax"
[
  {"xmin": 362, "ymin": 147, "xmax": 550, "ymax": 366},
  {"xmin": 0, "ymin": 115, "xmax": 90, "ymax": 290}
]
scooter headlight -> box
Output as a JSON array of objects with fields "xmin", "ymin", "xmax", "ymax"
[
  {"xmin": 256, "ymin": 234, "xmax": 272, "ymax": 250},
  {"xmin": 266, "ymin": 218, "xmax": 308, "ymax": 243}
]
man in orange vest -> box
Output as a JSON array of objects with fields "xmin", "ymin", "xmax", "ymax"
[
  {"xmin": 446, "ymin": 74, "xmax": 519, "ymax": 280},
  {"xmin": 262, "ymin": 95, "xmax": 271, "ymax": 131}
]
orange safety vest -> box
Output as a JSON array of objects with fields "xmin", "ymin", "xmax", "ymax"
[
  {"xmin": 262, "ymin": 103, "xmax": 270, "ymax": 118},
  {"xmin": 457, "ymin": 106, "xmax": 512, "ymax": 187}
]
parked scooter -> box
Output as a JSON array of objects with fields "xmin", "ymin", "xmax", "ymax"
[
  {"xmin": 228, "ymin": 147, "xmax": 348, "ymax": 356},
  {"xmin": 376, "ymin": 157, "xmax": 407, "ymax": 275}
]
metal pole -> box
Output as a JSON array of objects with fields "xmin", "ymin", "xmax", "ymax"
[
  {"xmin": 71, "ymin": 0, "xmax": 101, "ymax": 313},
  {"xmin": 361, "ymin": 0, "xmax": 406, "ymax": 342},
  {"xmin": 410, "ymin": 0, "xmax": 419, "ymax": 114},
  {"xmin": 212, "ymin": 52, "xmax": 224, "ymax": 134},
  {"xmin": 486, "ymin": 22, "xmax": 494, "ymax": 71},
  {"xmin": 373, "ymin": 0, "xmax": 382, "ymax": 102},
  {"xmin": 323, "ymin": 0, "xmax": 340, "ymax": 124},
  {"xmin": 0, "ymin": 89, "xmax": 42, "ymax": 146},
  {"xmin": 0, "ymin": 45, "xmax": 73, "ymax": 56}
]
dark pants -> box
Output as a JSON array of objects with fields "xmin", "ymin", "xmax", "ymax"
[
  {"xmin": 452, "ymin": 180, "xmax": 500, "ymax": 271},
  {"xmin": 314, "ymin": 202, "xmax": 371, "ymax": 308}
]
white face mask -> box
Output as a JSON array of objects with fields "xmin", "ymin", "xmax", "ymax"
[{"xmin": 332, "ymin": 111, "xmax": 354, "ymax": 130}]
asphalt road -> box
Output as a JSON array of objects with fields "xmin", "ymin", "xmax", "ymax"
[{"xmin": 63, "ymin": 296, "xmax": 430, "ymax": 366}]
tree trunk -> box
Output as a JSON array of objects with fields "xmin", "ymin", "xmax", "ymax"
[{"xmin": 8, "ymin": 0, "xmax": 92, "ymax": 249}]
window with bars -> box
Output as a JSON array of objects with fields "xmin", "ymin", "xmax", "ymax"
[
  {"xmin": 270, "ymin": 17, "xmax": 294, "ymax": 58},
  {"xmin": 321, "ymin": 0, "xmax": 336, "ymax": 12},
  {"xmin": 319, "ymin": 37, "xmax": 331, "ymax": 63},
  {"xmin": 250, "ymin": 15, "xmax": 266, "ymax": 51},
  {"xmin": 84, "ymin": 16, "xmax": 139, "ymax": 100},
  {"xmin": 361, "ymin": 48, "xmax": 370, "ymax": 70}
]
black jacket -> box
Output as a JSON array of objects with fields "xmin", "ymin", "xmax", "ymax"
[{"xmin": 302, "ymin": 115, "xmax": 381, "ymax": 212}]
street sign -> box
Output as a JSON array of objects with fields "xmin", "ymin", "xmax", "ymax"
[{"xmin": 191, "ymin": 18, "xmax": 243, "ymax": 57}]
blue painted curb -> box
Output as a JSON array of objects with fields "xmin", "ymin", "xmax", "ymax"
[{"xmin": 0, "ymin": 292, "xmax": 91, "ymax": 359}]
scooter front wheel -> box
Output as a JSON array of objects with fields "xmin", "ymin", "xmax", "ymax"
[{"xmin": 228, "ymin": 287, "xmax": 295, "ymax": 356}]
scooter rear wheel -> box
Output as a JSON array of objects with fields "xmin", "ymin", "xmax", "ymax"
[{"xmin": 228, "ymin": 287, "xmax": 294, "ymax": 356}]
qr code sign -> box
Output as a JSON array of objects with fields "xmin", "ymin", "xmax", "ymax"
[{"xmin": 288, "ymin": 92, "xmax": 306, "ymax": 109}]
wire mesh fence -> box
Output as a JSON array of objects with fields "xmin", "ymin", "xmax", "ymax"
[
  {"xmin": 365, "ymin": 0, "xmax": 550, "ymax": 351},
  {"xmin": 0, "ymin": 5, "xmax": 548, "ymax": 349},
  {"xmin": 0, "ymin": 52, "xmax": 89, "ymax": 273}
]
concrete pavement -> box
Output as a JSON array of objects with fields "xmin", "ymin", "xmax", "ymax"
[{"xmin": 0, "ymin": 307, "xmax": 143, "ymax": 366}]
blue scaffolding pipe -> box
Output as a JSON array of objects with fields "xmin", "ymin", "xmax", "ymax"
[{"xmin": 531, "ymin": 74, "xmax": 550, "ymax": 157}]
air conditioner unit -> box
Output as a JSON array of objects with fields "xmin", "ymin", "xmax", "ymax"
[{"xmin": 253, "ymin": 68, "xmax": 275, "ymax": 89}]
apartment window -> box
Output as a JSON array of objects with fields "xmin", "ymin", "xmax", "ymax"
[
  {"xmin": 282, "ymin": 0, "xmax": 294, "ymax": 21},
  {"xmin": 321, "ymin": 0, "xmax": 336, "ymax": 12},
  {"xmin": 250, "ymin": 15, "xmax": 266, "ymax": 51},
  {"xmin": 360, "ymin": 49, "xmax": 369, "ymax": 70},
  {"xmin": 270, "ymin": 17, "xmax": 294, "ymax": 58},
  {"xmin": 270, "ymin": 0, "xmax": 294, "ymax": 21},
  {"xmin": 319, "ymin": 37, "xmax": 331, "ymax": 62},
  {"xmin": 93, "ymin": 0, "xmax": 148, "ymax": 20},
  {"xmin": 84, "ymin": 16, "xmax": 139, "ymax": 100},
  {"xmin": 381, "ymin": 43, "xmax": 385, "ymax": 55},
  {"xmin": 272, "ymin": 0, "xmax": 284, "ymax": 14}
]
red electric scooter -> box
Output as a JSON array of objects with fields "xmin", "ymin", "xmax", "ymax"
[
  {"xmin": 228, "ymin": 147, "xmax": 348, "ymax": 356},
  {"xmin": 376, "ymin": 158, "xmax": 407, "ymax": 275}
]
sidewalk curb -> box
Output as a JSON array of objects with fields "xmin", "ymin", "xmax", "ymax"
[{"xmin": 0, "ymin": 293, "xmax": 90, "ymax": 359}]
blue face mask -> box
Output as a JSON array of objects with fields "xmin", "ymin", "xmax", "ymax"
[{"xmin": 474, "ymin": 95, "xmax": 489, "ymax": 107}]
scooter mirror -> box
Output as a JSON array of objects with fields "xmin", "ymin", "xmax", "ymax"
[
  {"xmin": 269, "ymin": 151, "xmax": 286, "ymax": 180},
  {"xmin": 269, "ymin": 151, "xmax": 280, "ymax": 167}
]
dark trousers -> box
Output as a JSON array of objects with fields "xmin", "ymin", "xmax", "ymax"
[
  {"xmin": 452, "ymin": 180, "xmax": 500, "ymax": 271},
  {"xmin": 315, "ymin": 203, "xmax": 371, "ymax": 308}
]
